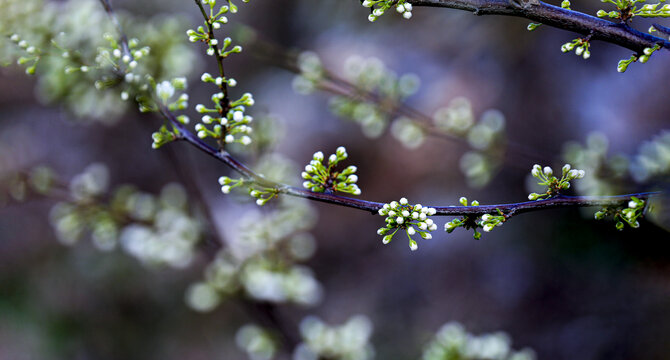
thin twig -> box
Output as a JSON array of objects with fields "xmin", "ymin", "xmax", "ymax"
[{"xmin": 195, "ymin": 0, "xmax": 230, "ymax": 108}]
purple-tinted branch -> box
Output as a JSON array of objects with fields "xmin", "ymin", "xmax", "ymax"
[
  {"xmin": 160, "ymin": 106, "xmax": 658, "ymax": 217},
  {"xmin": 411, "ymin": 0, "xmax": 670, "ymax": 53}
]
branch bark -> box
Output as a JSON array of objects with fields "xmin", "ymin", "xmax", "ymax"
[
  {"xmin": 160, "ymin": 106, "xmax": 658, "ymax": 219},
  {"xmin": 411, "ymin": 0, "xmax": 670, "ymax": 53}
]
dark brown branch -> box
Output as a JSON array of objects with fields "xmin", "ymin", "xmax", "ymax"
[
  {"xmin": 159, "ymin": 106, "xmax": 658, "ymax": 218},
  {"xmin": 411, "ymin": 0, "xmax": 670, "ymax": 53}
]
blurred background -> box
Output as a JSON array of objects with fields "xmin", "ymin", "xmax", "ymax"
[{"xmin": 1, "ymin": 0, "xmax": 670, "ymax": 359}]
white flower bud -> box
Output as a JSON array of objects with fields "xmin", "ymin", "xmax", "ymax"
[
  {"xmin": 543, "ymin": 166, "xmax": 553, "ymax": 176},
  {"xmin": 532, "ymin": 164, "xmax": 542, "ymax": 177},
  {"xmin": 400, "ymin": 197, "xmax": 408, "ymax": 205}
]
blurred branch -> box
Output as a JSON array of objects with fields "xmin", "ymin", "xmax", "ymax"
[
  {"xmin": 160, "ymin": 105, "xmax": 659, "ymax": 218},
  {"xmin": 411, "ymin": 0, "xmax": 670, "ymax": 53},
  {"xmin": 249, "ymin": 37, "xmax": 547, "ymax": 166}
]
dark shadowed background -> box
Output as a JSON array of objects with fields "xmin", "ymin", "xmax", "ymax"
[{"xmin": 1, "ymin": 0, "xmax": 670, "ymax": 359}]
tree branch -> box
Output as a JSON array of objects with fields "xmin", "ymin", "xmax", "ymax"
[
  {"xmin": 411, "ymin": 0, "xmax": 670, "ymax": 53},
  {"xmin": 159, "ymin": 106, "xmax": 658, "ymax": 219}
]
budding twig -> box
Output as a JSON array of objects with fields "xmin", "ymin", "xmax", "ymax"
[
  {"xmin": 160, "ymin": 105, "xmax": 659, "ymax": 219},
  {"xmin": 411, "ymin": 0, "xmax": 670, "ymax": 53}
]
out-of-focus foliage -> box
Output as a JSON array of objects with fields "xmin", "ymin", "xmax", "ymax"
[
  {"xmin": 0, "ymin": 0, "xmax": 197, "ymax": 122},
  {"xmin": 294, "ymin": 315, "xmax": 375, "ymax": 360},
  {"xmin": 422, "ymin": 322, "xmax": 535, "ymax": 360},
  {"xmin": 48, "ymin": 163, "xmax": 203, "ymax": 267}
]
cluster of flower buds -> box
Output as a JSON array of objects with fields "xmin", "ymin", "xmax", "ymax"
[
  {"xmin": 248, "ymin": 186, "xmax": 279, "ymax": 206},
  {"xmin": 302, "ymin": 147, "xmax": 361, "ymax": 195},
  {"xmin": 195, "ymin": 85, "xmax": 254, "ymax": 146},
  {"xmin": 155, "ymin": 78, "xmax": 189, "ymax": 111},
  {"xmin": 617, "ymin": 44, "xmax": 660, "ymax": 72},
  {"xmin": 561, "ymin": 38, "xmax": 591, "ymax": 60},
  {"xmin": 377, "ymin": 198, "xmax": 437, "ymax": 251},
  {"xmin": 9, "ymin": 34, "xmax": 41, "ymax": 75},
  {"xmin": 443, "ymin": 197, "xmax": 497, "ymax": 240},
  {"xmin": 151, "ymin": 125, "xmax": 180, "ymax": 149},
  {"xmin": 528, "ymin": 164, "xmax": 585, "ymax": 200},
  {"xmin": 479, "ymin": 211, "xmax": 506, "ymax": 233},
  {"xmin": 93, "ymin": 36, "xmax": 152, "ymax": 103},
  {"xmin": 218, "ymin": 176, "xmax": 246, "ymax": 194},
  {"xmin": 186, "ymin": 0, "xmax": 235, "ymax": 56},
  {"xmin": 595, "ymin": 196, "xmax": 645, "ymax": 230},
  {"xmin": 218, "ymin": 175, "xmax": 277, "ymax": 206},
  {"xmin": 362, "ymin": 0, "xmax": 413, "ymax": 22}
]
